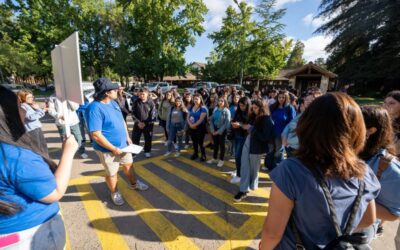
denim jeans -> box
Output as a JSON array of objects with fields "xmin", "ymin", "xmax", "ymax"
[
  {"xmin": 234, "ymin": 136, "xmax": 246, "ymax": 177},
  {"xmin": 0, "ymin": 213, "xmax": 65, "ymax": 250},
  {"xmin": 57, "ymin": 123, "xmax": 85, "ymax": 155},
  {"xmin": 239, "ymin": 136, "xmax": 262, "ymax": 192},
  {"xmin": 167, "ymin": 123, "xmax": 184, "ymax": 152}
]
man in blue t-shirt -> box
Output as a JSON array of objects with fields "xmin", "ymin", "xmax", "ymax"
[{"xmin": 86, "ymin": 78, "xmax": 148, "ymax": 206}]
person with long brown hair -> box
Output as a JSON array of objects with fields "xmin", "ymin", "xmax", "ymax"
[
  {"xmin": 234, "ymin": 98, "xmax": 274, "ymax": 201},
  {"xmin": 265, "ymin": 90, "xmax": 296, "ymax": 170},
  {"xmin": 207, "ymin": 97, "xmax": 231, "ymax": 167},
  {"xmin": 358, "ymin": 105, "xmax": 400, "ymax": 242},
  {"xmin": 383, "ymin": 90, "xmax": 400, "ymax": 157},
  {"xmin": 0, "ymin": 86, "xmax": 78, "ymax": 249},
  {"xmin": 17, "ymin": 89, "xmax": 49, "ymax": 155},
  {"xmin": 259, "ymin": 93, "xmax": 380, "ymax": 249},
  {"xmin": 165, "ymin": 97, "xmax": 187, "ymax": 157},
  {"xmin": 187, "ymin": 93, "xmax": 208, "ymax": 161}
]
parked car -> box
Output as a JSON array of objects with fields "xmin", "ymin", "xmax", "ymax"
[
  {"xmin": 185, "ymin": 81, "xmax": 219, "ymax": 94},
  {"xmin": 144, "ymin": 82, "xmax": 177, "ymax": 93},
  {"xmin": 219, "ymin": 84, "xmax": 250, "ymax": 95}
]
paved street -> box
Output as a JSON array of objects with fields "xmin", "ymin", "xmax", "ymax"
[{"xmin": 40, "ymin": 115, "xmax": 398, "ymax": 250}]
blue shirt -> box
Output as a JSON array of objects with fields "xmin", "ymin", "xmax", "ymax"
[
  {"xmin": 0, "ymin": 143, "xmax": 59, "ymax": 234},
  {"xmin": 212, "ymin": 108, "xmax": 222, "ymax": 128},
  {"xmin": 270, "ymin": 158, "xmax": 380, "ymax": 249},
  {"xmin": 86, "ymin": 100, "xmax": 128, "ymax": 152},
  {"xmin": 188, "ymin": 106, "xmax": 207, "ymax": 124},
  {"xmin": 366, "ymin": 149, "xmax": 400, "ymax": 216},
  {"xmin": 271, "ymin": 105, "xmax": 296, "ymax": 136},
  {"xmin": 281, "ymin": 113, "xmax": 302, "ymax": 149},
  {"xmin": 21, "ymin": 103, "xmax": 45, "ymax": 132},
  {"xmin": 229, "ymin": 104, "xmax": 237, "ymax": 120}
]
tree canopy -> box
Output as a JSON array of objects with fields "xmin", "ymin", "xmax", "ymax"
[{"xmin": 316, "ymin": 0, "xmax": 400, "ymax": 90}]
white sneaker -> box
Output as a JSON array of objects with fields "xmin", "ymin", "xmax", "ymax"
[
  {"xmin": 217, "ymin": 160, "xmax": 224, "ymax": 168},
  {"xmin": 80, "ymin": 153, "xmax": 89, "ymax": 159},
  {"xmin": 164, "ymin": 151, "xmax": 171, "ymax": 157},
  {"xmin": 129, "ymin": 180, "xmax": 149, "ymax": 191},
  {"xmin": 230, "ymin": 176, "xmax": 241, "ymax": 184},
  {"xmin": 230, "ymin": 170, "xmax": 237, "ymax": 177},
  {"xmin": 207, "ymin": 159, "xmax": 217, "ymax": 164},
  {"xmin": 261, "ymin": 166, "xmax": 268, "ymax": 171},
  {"xmin": 175, "ymin": 152, "xmax": 180, "ymax": 157},
  {"xmin": 184, "ymin": 145, "xmax": 190, "ymax": 149},
  {"xmin": 110, "ymin": 191, "xmax": 125, "ymax": 206},
  {"xmin": 164, "ymin": 141, "xmax": 168, "ymax": 146},
  {"xmin": 145, "ymin": 152, "xmax": 151, "ymax": 158}
]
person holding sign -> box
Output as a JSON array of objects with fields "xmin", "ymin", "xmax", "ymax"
[
  {"xmin": 48, "ymin": 95, "xmax": 88, "ymax": 159},
  {"xmin": 86, "ymin": 78, "xmax": 148, "ymax": 206}
]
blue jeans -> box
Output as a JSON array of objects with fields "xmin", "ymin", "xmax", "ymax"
[
  {"xmin": 239, "ymin": 136, "xmax": 262, "ymax": 192},
  {"xmin": 167, "ymin": 123, "xmax": 184, "ymax": 152},
  {"xmin": 234, "ymin": 137, "xmax": 246, "ymax": 177}
]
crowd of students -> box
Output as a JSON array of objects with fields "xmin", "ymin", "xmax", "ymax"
[{"xmin": 0, "ymin": 80, "xmax": 399, "ymax": 249}]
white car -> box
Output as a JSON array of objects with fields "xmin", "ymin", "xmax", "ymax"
[{"xmin": 144, "ymin": 82, "xmax": 177, "ymax": 93}]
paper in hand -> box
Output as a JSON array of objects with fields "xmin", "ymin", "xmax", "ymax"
[{"xmin": 121, "ymin": 144, "xmax": 143, "ymax": 154}]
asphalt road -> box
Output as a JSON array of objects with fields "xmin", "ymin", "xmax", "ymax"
[{"xmin": 39, "ymin": 114, "xmax": 398, "ymax": 250}]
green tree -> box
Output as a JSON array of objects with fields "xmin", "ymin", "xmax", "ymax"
[
  {"xmin": 119, "ymin": 0, "xmax": 207, "ymax": 81},
  {"xmin": 208, "ymin": 0, "xmax": 290, "ymax": 84},
  {"xmin": 286, "ymin": 40, "xmax": 305, "ymax": 68},
  {"xmin": 316, "ymin": 0, "xmax": 400, "ymax": 90}
]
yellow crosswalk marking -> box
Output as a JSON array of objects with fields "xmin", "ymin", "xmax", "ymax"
[
  {"xmin": 135, "ymin": 164, "xmax": 234, "ymax": 238},
  {"xmin": 181, "ymin": 150, "xmax": 271, "ymax": 199},
  {"xmin": 73, "ymin": 177, "xmax": 130, "ymax": 250},
  {"xmin": 118, "ymin": 177, "xmax": 200, "ymax": 250},
  {"xmin": 218, "ymin": 216, "xmax": 266, "ymax": 250},
  {"xmin": 151, "ymin": 160, "xmax": 267, "ymax": 213}
]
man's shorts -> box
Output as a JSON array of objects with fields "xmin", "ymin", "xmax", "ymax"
[{"xmin": 95, "ymin": 151, "xmax": 133, "ymax": 176}]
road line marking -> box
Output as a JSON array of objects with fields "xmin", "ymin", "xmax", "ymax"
[
  {"xmin": 135, "ymin": 163, "xmax": 233, "ymax": 238},
  {"xmin": 180, "ymin": 151, "xmax": 271, "ymax": 199},
  {"xmin": 151, "ymin": 160, "xmax": 267, "ymax": 213},
  {"xmin": 118, "ymin": 177, "xmax": 199, "ymax": 250},
  {"xmin": 73, "ymin": 177, "xmax": 130, "ymax": 250},
  {"xmin": 218, "ymin": 215, "xmax": 266, "ymax": 250}
]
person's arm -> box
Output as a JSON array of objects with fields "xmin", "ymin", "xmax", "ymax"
[
  {"xmin": 40, "ymin": 136, "xmax": 79, "ymax": 203},
  {"xmin": 260, "ymin": 183, "xmax": 294, "ymax": 250},
  {"xmin": 23, "ymin": 105, "xmax": 45, "ymax": 121},
  {"xmin": 210, "ymin": 111, "xmax": 215, "ymax": 133},
  {"xmin": 355, "ymin": 200, "xmax": 376, "ymax": 230},
  {"xmin": 166, "ymin": 108, "xmax": 171, "ymax": 132},
  {"xmin": 281, "ymin": 122, "xmax": 290, "ymax": 147},
  {"xmin": 376, "ymin": 203, "xmax": 400, "ymax": 222},
  {"xmin": 130, "ymin": 101, "xmax": 141, "ymax": 123},
  {"xmin": 193, "ymin": 109, "xmax": 207, "ymax": 127},
  {"xmin": 217, "ymin": 109, "xmax": 231, "ymax": 134},
  {"xmin": 47, "ymin": 99, "xmax": 60, "ymax": 119},
  {"xmin": 123, "ymin": 120, "xmax": 132, "ymax": 145},
  {"xmin": 90, "ymin": 131, "xmax": 122, "ymax": 155}
]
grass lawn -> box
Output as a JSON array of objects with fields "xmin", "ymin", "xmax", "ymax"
[
  {"xmin": 353, "ymin": 96, "xmax": 383, "ymax": 105},
  {"xmin": 33, "ymin": 89, "xmax": 54, "ymax": 97}
]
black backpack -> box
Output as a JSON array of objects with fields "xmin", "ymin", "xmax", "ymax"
[{"xmin": 291, "ymin": 169, "xmax": 370, "ymax": 250}]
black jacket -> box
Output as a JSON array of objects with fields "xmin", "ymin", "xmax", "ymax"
[
  {"xmin": 131, "ymin": 98, "xmax": 157, "ymax": 123},
  {"xmin": 249, "ymin": 115, "xmax": 274, "ymax": 154}
]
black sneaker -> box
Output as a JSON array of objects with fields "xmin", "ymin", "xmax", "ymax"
[
  {"xmin": 376, "ymin": 225, "xmax": 384, "ymax": 238},
  {"xmin": 190, "ymin": 154, "xmax": 198, "ymax": 160},
  {"xmin": 234, "ymin": 192, "xmax": 248, "ymax": 202}
]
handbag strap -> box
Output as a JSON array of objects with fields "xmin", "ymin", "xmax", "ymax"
[{"xmin": 312, "ymin": 169, "xmax": 365, "ymax": 236}]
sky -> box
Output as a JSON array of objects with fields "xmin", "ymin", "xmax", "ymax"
[{"xmin": 184, "ymin": 0, "xmax": 332, "ymax": 64}]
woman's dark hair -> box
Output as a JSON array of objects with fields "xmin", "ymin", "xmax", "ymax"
[
  {"xmin": 296, "ymin": 92, "xmax": 366, "ymax": 179},
  {"xmin": 0, "ymin": 86, "xmax": 57, "ymax": 215},
  {"xmin": 386, "ymin": 90, "xmax": 400, "ymax": 134},
  {"xmin": 270, "ymin": 90, "xmax": 290, "ymax": 113},
  {"xmin": 359, "ymin": 105, "xmax": 396, "ymax": 160},
  {"xmin": 192, "ymin": 93, "xmax": 205, "ymax": 106},
  {"xmin": 250, "ymin": 98, "xmax": 270, "ymax": 130},
  {"xmin": 234, "ymin": 96, "xmax": 251, "ymax": 122}
]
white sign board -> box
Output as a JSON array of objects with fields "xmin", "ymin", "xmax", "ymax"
[{"xmin": 51, "ymin": 32, "xmax": 84, "ymax": 104}]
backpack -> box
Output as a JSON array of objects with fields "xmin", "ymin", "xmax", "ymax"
[{"xmin": 291, "ymin": 168, "xmax": 370, "ymax": 250}]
